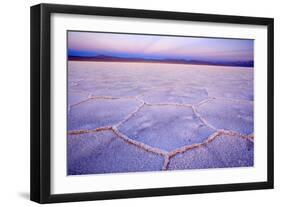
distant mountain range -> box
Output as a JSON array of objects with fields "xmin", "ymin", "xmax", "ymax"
[{"xmin": 68, "ymin": 55, "xmax": 254, "ymax": 67}]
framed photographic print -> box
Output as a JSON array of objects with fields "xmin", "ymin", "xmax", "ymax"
[{"xmin": 30, "ymin": 3, "xmax": 274, "ymax": 203}]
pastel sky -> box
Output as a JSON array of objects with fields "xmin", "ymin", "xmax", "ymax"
[{"xmin": 68, "ymin": 31, "xmax": 254, "ymax": 62}]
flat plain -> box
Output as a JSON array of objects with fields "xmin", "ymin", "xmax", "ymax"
[{"xmin": 67, "ymin": 61, "xmax": 254, "ymax": 175}]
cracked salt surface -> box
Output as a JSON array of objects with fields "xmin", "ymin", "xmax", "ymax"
[{"xmin": 67, "ymin": 61, "xmax": 254, "ymax": 175}]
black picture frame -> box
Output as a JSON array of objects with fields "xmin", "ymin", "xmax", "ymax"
[{"xmin": 30, "ymin": 3, "xmax": 274, "ymax": 204}]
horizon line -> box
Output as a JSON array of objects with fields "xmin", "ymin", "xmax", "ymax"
[{"xmin": 68, "ymin": 55, "xmax": 254, "ymax": 68}]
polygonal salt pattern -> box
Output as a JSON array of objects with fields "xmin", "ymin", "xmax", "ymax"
[
  {"xmin": 68, "ymin": 130, "xmax": 164, "ymax": 175},
  {"xmin": 67, "ymin": 61, "xmax": 254, "ymax": 174},
  {"xmin": 118, "ymin": 105, "xmax": 216, "ymax": 151},
  {"xmin": 168, "ymin": 134, "xmax": 253, "ymax": 170}
]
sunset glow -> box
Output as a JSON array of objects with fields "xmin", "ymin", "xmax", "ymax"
[{"xmin": 68, "ymin": 31, "xmax": 254, "ymax": 62}]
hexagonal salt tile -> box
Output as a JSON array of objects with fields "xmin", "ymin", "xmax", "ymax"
[{"xmin": 118, "ymin": 105, "xmax": 215, "ymax": 152}]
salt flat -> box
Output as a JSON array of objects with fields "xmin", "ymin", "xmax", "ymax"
[{"xmin": 67, "ymin": 61, "xmax": 254, "ymax": 175}]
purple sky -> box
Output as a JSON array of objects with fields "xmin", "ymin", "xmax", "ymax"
[{"xmin": 68, "ymin": 31, "xmax": 254, "ymax": 62}]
